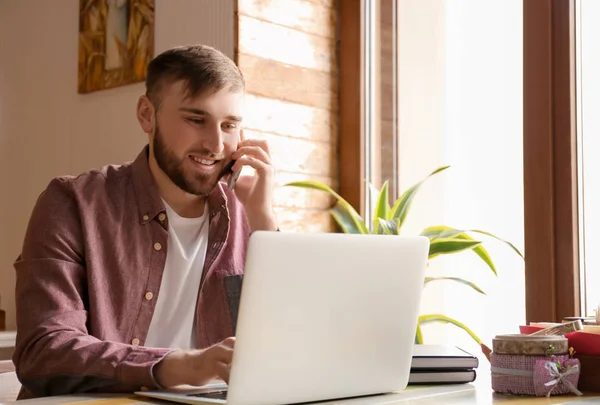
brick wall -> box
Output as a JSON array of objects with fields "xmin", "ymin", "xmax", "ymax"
[{"xmin": 235, "ymin": 0, "xmax": 338, "ymax": 232}]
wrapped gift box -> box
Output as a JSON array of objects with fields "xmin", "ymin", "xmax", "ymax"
[{"xmin": 520, "ymin": 324, "xmax": 600, "ymax": 392}]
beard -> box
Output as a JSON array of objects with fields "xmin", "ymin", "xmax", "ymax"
[{"xmin": 152, "ymin": 124, "xmax": 232, "ymax": 197}]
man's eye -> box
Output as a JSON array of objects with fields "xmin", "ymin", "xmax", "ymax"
[
  {"xmin": 187, "ymin": 118, "xmax": 204, "ymax": 125},
  {"xmin": 224, "ymin": 123, "xmax": 237, "ymax": 129}
]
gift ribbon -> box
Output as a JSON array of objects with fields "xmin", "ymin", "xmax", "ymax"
[
  {"xmin": 544, "ymin": 362, "xmax": 582, "ymax": 398},
  {"xmin": 490, "ymin": 366, "xmax": 533, "ymax": 377}
]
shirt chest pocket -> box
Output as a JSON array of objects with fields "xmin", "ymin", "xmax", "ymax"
[{"xmin": 223, "ymin": 274, "xmax": 243, "ymax": 333}]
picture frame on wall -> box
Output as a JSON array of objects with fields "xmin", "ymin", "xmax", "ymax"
[{"xmin": 78, "ymin": 0, "xmax": 155, "ymax": 94}]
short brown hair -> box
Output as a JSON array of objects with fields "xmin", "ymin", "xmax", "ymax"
[{"xmin": 145, "ymin": 44, "xmax": 244, "ymax": 107}]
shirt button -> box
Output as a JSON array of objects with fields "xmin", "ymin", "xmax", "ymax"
[
  {"xmin": 145, "ymin": 292, "xmax": 154, "ymax": 300},
  {"xmin": 142, "ymin": 215, "xmax": 149, "ymax": 221},
  {"xmin": 153, "ymin": 242, "xmax": 162, "ymax": 251},
  {"xmin": 158, "ymin": 213, "xmax": 166, "ymax": 222},
  {"xmin": 131, "ymin": 338, "xmax": 140, "ymax": 346}
]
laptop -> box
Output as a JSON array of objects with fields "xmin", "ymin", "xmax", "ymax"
[{"xmin": 136, "ymin": 231, "xmax": 430, "ymax": 405}]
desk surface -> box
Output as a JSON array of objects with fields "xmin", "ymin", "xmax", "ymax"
[
  {"xmin": 2, "ymin": 370, "xmax": 599, "ymax": 405},
  {"xmin": 0, "ymin": 331, "xmax": 16, "ymax": 349}
]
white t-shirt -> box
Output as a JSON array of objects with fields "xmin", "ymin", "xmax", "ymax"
[{"xmin": 144, "ymin": 201, "xmax": 209, "ymax": 349}]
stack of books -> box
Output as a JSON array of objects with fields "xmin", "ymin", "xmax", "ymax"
[{"xmin": 408, "ymin": 345, "xmax": 478, "ymax": 385}]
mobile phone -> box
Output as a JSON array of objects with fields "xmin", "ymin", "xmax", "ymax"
[
  {"xmin": 223, "ymin": 160, "xmax": 242, "ymax": 190},
  {"xmin": 228, "ymin": 166, "xmax": 242, "ymax": 190}
]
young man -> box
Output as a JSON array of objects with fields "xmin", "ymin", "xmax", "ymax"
[{"xmin": 12, "ymin": 45, "xmax": 277, "ymax": 399}]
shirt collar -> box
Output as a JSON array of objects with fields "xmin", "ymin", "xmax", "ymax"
[{"xmin": 131, "ymin": 145, "xmax": 229, "ymax": 225}]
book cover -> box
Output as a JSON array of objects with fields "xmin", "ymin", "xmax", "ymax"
[
  {"xmin": 408, "ymin": 369, "xmax": 477, "ymax": 385},
  {"xmin": 411, "ymin": 345, "xmax": 479, "ymax": 370}
]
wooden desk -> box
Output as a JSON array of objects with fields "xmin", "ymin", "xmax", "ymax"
[{"xmin": 2, "ymin": 367, "xmax": 598, "ymax": 405}]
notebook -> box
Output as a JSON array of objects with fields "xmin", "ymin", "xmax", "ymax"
[
  {"xmin": 411, "ymin": 345, "xmax": 479, "ymax": 370},
  {"xmin": 408, "ymin": 369, "xmax": 477, "ymax": 384},
  {"xmin": 409, "ymin": 345, "xmax": 478, "ymax": 385}
]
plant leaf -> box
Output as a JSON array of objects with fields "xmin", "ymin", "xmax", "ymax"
[
  {"xmin": 418, "ymin": 314, "xmax": 482, "ymax": 344},
  {"xmin": 421, "ymin": 225, "xmax": 525, "ymax": 275},
  {"xmin": 471, "ymin": 229, "xmax": 525, "ymax": 260},
  {"xmin": 286, "ymin": 181, "xmax": 368, "ymax": 234},
  {"xmin": 331, "ymin": 203, "xmax": 362, "ymax": 234},
  {"xmin": 415, "ymin": 324, "xmax": 423, "ymax": 344},
  {"xmin": 454, "ymin": 233, "xmax": 498, "ymax": 276},
  {"xmin": 421, "ymin": 226, "xmax": 496, "ymax": 275},
  {"xmin": 285, "ymin": 180, "xmax": 344, "ymax": 200},
  {"xmin": 377, "ymin": 218, "xmax": 399, "ymax": 235},
  {"xmin": 420, "ymin": 225, "xmax": 465, "ymax": 240},
  {"xmin": 372, "ymin": 181, "xmax": 391, "ymax": 233},
  {"xmin": 390, "ymin": 166, "xmax": 450, "ymax": 231},
  {"xmin": 428, "ymin": 238, "xmax": 481, "ymax": 259},
  {"xmin": 424, "ymin": 277, "xmax": 486, "ymax": 295}
]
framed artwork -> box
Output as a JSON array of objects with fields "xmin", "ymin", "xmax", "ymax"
[{"xmin": 78, "ymin": 0, "xmax": 155, "ymax": 94}]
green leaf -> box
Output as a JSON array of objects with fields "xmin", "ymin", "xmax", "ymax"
[
  {"xmin": 421, "ymin": 225, "xmax": 524, "ymax": 276},
  {"xmin": 428, "ymin": 238, "xmax": 481, "ymax": 259},
  {"xmin": 285, "ymin": 180, "xmax": 344, "ymax": 200},
  {"xmin": 332, "ymin": 202, "xmax": 368, "ymax": 234},
  {"xmin": 471, "ymin": 229, "xmax": 524, "ymax": 260},
  {"xmin": 418, "ymin": 314, "xmax": 482, "ymax": 345},
  {"xmin": 372, "ymin": 181, "xmax": 391, "ymax": 233},
  {"xmin": 424, "ymin": 277, "xmax": 486, "ymax": 295},
  {"xmin": 420, "ymin": 225, "xmax": 465, "ymax": 240},
  {"xmin": 331, "ymin": 203, "xmax": 362, "ymax": 234},
  {"xmin": 420, "ymin": 226, "xmax": 497, "ymax": 275},
  {"xmin": 455, "ymin": 233, "xmax": 497, "ymax": 276},
  {"xmin": 286, "ymin": 181, "xmax": 368, "ymax": 234},
  {"xmin": 390, "ymin": 166, "xmax": 450, "ymax": 231},
  {"xmin": 377, "ymin": 218, "xmax": 399, "ymax": 235},
  {"xmin": 415, "ymin": 324, "xmax": 423, "ymax": 344}
]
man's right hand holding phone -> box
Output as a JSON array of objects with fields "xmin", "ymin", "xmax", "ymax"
[{"xmin": 227, "ymin": 130, "xmax": 278, "ymax": 232}]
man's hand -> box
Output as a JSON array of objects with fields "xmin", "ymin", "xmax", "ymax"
[
  {"xmin": 230, "ymin": 130, "xmax": 278, "ymax": 232},
  {"xmin": 154, "ymin": 337, "xmax": 235, "ymax": 388}
]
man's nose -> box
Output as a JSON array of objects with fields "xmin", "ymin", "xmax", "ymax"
[{"xmin": 203, "ymin": 125, "xmax": 225, "ymax": 155}]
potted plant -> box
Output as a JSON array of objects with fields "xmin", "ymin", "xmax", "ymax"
[{"xmin": 285, "ymin": 166, "xmax": 524, "ymax": 344}]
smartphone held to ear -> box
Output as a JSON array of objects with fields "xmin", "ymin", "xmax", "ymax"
[
  {"xmin": 223, "ymin": 160, "xmax": 242, "ymax": 190},
  {"xmin": 228, "ymin": 166, "xmax": 242, "ymax": 190}
]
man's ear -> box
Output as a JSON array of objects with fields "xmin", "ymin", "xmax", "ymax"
[{"xmin": 136, "ymin": 95, "xmax": 155, "ymax": 135}]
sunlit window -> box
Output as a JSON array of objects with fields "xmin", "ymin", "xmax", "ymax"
[
  {"xmin": 576, "ymin": 0, "xmax": 600, "ymax": 317},
  {"xmin": 366, "ymin": 0, "xmax": 525, "ymax": 360}
]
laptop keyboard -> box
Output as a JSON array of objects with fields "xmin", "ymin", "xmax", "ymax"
[{"xmin": 187, "ymin": 390, "xmax": 228, "ymax": 400}]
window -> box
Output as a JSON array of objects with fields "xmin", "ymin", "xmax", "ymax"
[
  {"xmin": 576, "ymin": 0, "xmax": 600, "ymax": 317},
  {"xmin": 361, "ymin": 0, "xmax": 526, "ymax": 357},
  {"xmin": 340, "ymin": 0, "xmax": 588, "ymax": 336}
]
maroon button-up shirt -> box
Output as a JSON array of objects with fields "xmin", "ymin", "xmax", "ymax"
[{"xmin": 12, "ymin": 146, "xmax": 250, "ymax": 399}]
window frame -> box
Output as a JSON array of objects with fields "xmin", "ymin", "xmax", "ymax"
[
  {"xmin": 523, "ymin": 0, "xmax": 580, "ymax": 323},
  {"xmin": 339, "ymin": 0, "xmax": 366, "ymax": 217}
]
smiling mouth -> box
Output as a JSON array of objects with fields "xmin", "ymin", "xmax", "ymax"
[{"xmin": 189, "ymin": 155, "xmax": 218, "ymax": 166}]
